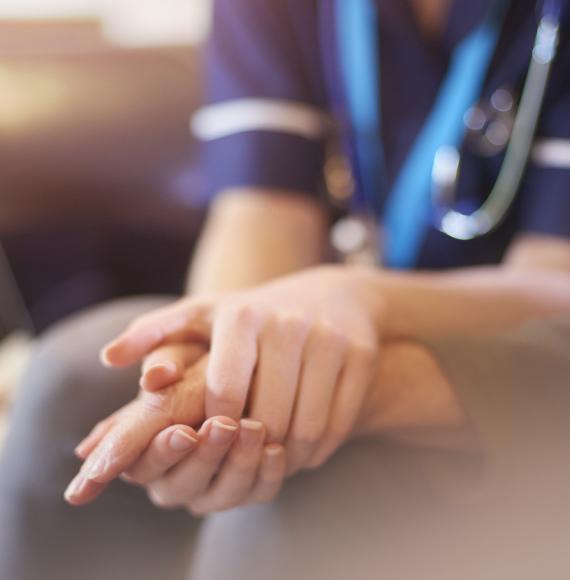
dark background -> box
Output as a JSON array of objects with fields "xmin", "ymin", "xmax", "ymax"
[{"xmin": 0, "ymin": 20, "xmax": 208, "ymax": 337}]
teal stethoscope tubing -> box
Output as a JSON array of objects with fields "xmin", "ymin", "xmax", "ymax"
[
  {"xmin": 335, "ymin": 0, "xmax": 560, "ymax": 269},
  {"xmin": 433, "ymin": 3, "xmax": 562, "ymax": 241}
]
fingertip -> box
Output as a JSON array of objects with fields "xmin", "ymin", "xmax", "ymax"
[
  {"xmin": 74, "ymin": 445, "xmax": 88, "ymax": 460},
  {"xmin": 74, "ymin": 436, "xmax": 99, "ymax": 460},
  {"xmin": 240, "ymin": 418, "xmax": 264, "ymax": 432},
  {"xmin": 99, "ymin": 341, "xmax": 128, "ymax": 368},
  {"xmin": 169, "ymin": 429, "xmax": 199, "ymax": 452},
  {"xmin": 140, "ymin": 362, "xmax": 180, "ymax": 392},
  {"xmin": 64, "ymin": 475, "xmax": 106, "ymax": 506},
  {"xmin": 154, "ymin": 424, "xmax": 199, "ymax": 450},
  {"xmin": 204, "ymin": 417, "xmax": 239, "ymax": 446},
  {"xmin": 99, "ymin": 346, "xmax": 115, "ymax": 368},
  {"xmin": 239, "ymin": 419, "xmax": 266, "ymax": 448}
]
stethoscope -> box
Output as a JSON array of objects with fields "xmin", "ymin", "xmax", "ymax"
[
  {"xmin": 331, "ymin": 0, "xmax": 565, "ymax": 268},
  {"xmin": 433, "ymin": 0, "xmax": 563, "ymax": 241}
]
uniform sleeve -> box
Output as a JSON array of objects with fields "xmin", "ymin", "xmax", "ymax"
[
  {"xmin": 425, "ymin": 315, "xmax": 570, "ymax": 494},
  {"xmin": 192, "ymin": 0, "xmax": 329, "ymax": 196},
  {"xmin": 517, "ymin": 26, "xmax": 570, "ymax": 239}
]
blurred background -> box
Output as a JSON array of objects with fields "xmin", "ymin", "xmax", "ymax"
[{"xmin": 0, "ymin": 0, "xmax": 213, "ymax": 433}]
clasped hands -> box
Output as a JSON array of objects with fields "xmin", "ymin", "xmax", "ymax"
[{"xmin": 65, "ymin": 266, "xmax": 381, "ymax": 514}]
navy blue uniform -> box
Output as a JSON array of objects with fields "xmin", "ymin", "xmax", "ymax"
[{"xmin": 193, "ymin": 0, "xmax": 570, "ymax": 268}]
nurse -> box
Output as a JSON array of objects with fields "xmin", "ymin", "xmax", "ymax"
[
  {"xmin": 1, "ymin": 1, "xmax": 570, "ymax": 579},
  {"xmin": 69, "ymin": 0, "xmax": 570, "ymax": 493}
]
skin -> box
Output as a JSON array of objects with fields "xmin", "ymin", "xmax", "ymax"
[
  {"xmin": 65, "ymin": 189, "xmax": 570, "ymax": 510},
  {"xmin": 61, "ymin": 0, "xmax": 570, "ymax": 517},
  {"xmin": 67, "ymin": 337, "xmax": 469, "ymax": 512}
]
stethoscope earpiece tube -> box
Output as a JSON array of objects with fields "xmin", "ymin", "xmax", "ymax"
[{"xmin": 434, "ymin": 5, "xmax": 561, "ymax": 240}]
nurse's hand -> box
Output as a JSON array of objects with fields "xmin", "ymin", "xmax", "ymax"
[{"xmin": 101, "ymin": 265, "xmax": 380, "ymax": 474}]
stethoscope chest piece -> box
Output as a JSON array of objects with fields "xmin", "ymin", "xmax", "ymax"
[{"xmin": 464, "ymin": 87, "xmax": 516, "ymax": 157}]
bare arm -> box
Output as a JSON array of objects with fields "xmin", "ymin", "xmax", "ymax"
[
  {"xmin": 188, "ymin": 188, "xmax": 329, "ymax": 294},
  {"xmin": 358, "ymin": 239, "xmax": 570, "ymax": 341},
  {"xmin": 193, "ymin": 191, "xmax": 570, "ymax": 341},
  {"xmin": 365, "ymin": 314, "xmax": 570, "ymax": 459}
]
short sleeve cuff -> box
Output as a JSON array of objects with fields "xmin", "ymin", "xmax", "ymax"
[{"xmin": 203, "ymin": 132, "xmax": 326, "ymax": 195}]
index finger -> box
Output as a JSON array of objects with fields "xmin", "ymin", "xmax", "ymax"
[
  {"xmin": 100, "ymin": 298, "xmax": 213, "ymax": 368},
  {"xmin": 206, "ymin": 305, "xmax": 260, "ymax": 420}
]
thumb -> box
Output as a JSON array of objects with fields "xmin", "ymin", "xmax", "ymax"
[{"xmin": 141, "ymin": 343, "xmax": 207, "ymax": 392}]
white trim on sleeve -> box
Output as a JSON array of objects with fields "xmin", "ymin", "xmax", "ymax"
[
  {"xmin": 531, "ymin": 139, "xmax": 570, "ymax": 169},
  {"xmin": 191, "ymin": 99, "xmax": 331, "ymax": 141}
]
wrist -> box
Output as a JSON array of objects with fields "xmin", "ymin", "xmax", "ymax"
[
  {"xmin": 358, "ymin": 341, "xmax": 476, "ymax": 450},
  {"xmin": 335, "ymin": 265, "xmax": 421, "ymax": 340},
  {"xmin": 327, "ymin": 264, "xmax": 390, "ymax": 332}
]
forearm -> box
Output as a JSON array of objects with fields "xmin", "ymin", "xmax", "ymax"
[
  {"xmin": 358, "ymin": 266, "xmax": 570, "ymax": 341},
  {"xmin": 365, "ymin": 315, "xmax": 570, "ymax": 458},
  {"xmin": 188, "ymin": 189, "xmax": 329, "ymax": 295}
]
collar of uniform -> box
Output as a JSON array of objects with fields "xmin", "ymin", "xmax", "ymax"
[
  {"xmin": 376, "ymin": 0, "xmax": 493, "ymax": 57},
  {"xmin": 443, "ymin": 0, "xmax": 493, "ymax": 51}
]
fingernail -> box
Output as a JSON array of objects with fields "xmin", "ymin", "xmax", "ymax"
[
  {"xmin": 99, "ymin": 347, "xmax": 114, "ymax": 368},
  {"xmin": 241, "ymin": 419, "xmax": 264, "ymax": 431},
  {"xmin": 151, "ymin": 362, "xmax": 177, "ymax": 377},
  {"xmin": 84, "ymin": 456, "xmax": 108, "ymax": 481},
  {"xmin": 265, "ymin": 444, "xmax": 284, "ymax": 457},
  {"xmin": 142, "ymin": 363, "xmax": 177, "ymax": 389},
  {"xmin": 210, "ymin": 420, "xmax": 238, "ymax": 445},
  {"xmin": 169, "ymin": 429, "xmax": 198, "ymax": 452},
  {"xmin": 240, "ymin": 419, "xmax": 264, "ymax": 447},
  {"xmin": 64, "ymin": 474, "xmax": 87, "ymax": 501}
]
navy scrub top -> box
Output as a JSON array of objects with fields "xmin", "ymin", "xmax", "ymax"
[{"xmin": 193, "ymin": 0, "xmax": 570, "ymax": 269}]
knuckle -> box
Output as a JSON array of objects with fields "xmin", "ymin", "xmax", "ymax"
[
  {"xmin": 128, "ymin": 313, "xmax": 153, "ymax": 332},
  {"xmin": 137, "ymin": 391, "xmax": 173, "ymax": 418},
  {"xmin": 207, "ymin": 388, "xmax": 244, "ymax": 416},
  {"xmin": 351, "ymin": 342, "xmax": 378, "ymax": 366},
  {"xmin": 226, "ymin": 455, "xmax": 256, "ymax": 475},
  {"xmin": 223, "ymin": 301, "xmax": 261, "ymax": 328},
  {"xmin": 293, "ymin": 424, "xmax": 326, "ymax": 447},
  {"xmin": 196, "ymin": 452, "xmax": 225, "ymax": 469},
  {"xmin": 315, "ymin": 323, "xmax": 349, "ymax": 354},
  {"xmin": 265, "ymin": 424, "xmax": 288, "ymax": 445},
  {"xmin": 276, "ymin": 314, "xmax": 310, "ymax": 340}
]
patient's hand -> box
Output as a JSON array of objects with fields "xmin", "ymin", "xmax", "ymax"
[
  {"xmin": 65, "ymin": 345, "xmax": 286, "ymax": 509},
  {"xmin": 65, "ymin": 347, "xmax": 209, "ymax": 504}
]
